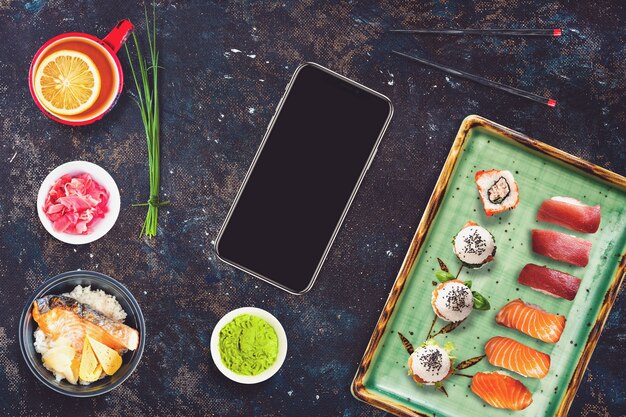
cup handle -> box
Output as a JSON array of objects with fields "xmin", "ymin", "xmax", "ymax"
[{"xmin": 102, "ymin": 19, "xmax": 134, "ymax": 54}]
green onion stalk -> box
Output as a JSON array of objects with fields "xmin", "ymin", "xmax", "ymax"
[{"xmin": 125, "ymin": 3, "xmax": 168, "ymax": 237}]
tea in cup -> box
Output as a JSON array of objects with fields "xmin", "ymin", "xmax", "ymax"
[{"xmin": 29, "ymin": 20, "xmax": 133, "ymax": 126}]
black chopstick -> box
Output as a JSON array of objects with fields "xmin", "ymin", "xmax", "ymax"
[
  {"xmin": 392, "ymin": 50, "xmax": 556, "ymax": 107},
  {"xmin": 390, "ymin": 28, "xmax": 561, "ymax": 37}
]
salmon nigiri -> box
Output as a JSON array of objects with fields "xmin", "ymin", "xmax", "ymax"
[
  {"xmin": 485, "ymin": 336, "xmax": 550, "ymax": 379},
  {"xmin": 532, "ymin": 229, "xmax": 591, "ymax": 267},
  {"xmin": 471, "ymin": 371, "xmax": 533, "ymax": 410},
  {"xmin": 537, "ymin": 196, "xmax": 600, "ymax": 233},
  {"xmin": 496, "ymin": 299, "xmax": 566, "ymax": 344},
  {"xmin": 32, "ymin": 295, "xmax": 139, "ymax": 352}
]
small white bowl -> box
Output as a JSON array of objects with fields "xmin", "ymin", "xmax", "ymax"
[
  {"xmin": 37, "ymin": 161, "xmax": 121, "ymax": 245},
  {"xmin": 210, "ymin": 307, "xmax": 288, "ymax": 384}
]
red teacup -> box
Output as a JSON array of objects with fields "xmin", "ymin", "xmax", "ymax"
[{"xmin": 29, "ymin": 20, "xmax": 134, "ymax": 126}]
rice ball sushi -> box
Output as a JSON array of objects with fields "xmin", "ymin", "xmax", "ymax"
[
  {"xmin": 453, "ymin": 221, "xmax": 496, "ymax": 268},
  {"xmin": 475, "ymin": 169, "xmax": 519, "ymax": 216},
  {"xmin": 407, "ymin": 344, "xmax": 453, "ymax": 385},
  {"xmin": 431, "ymin": 280, "xmax": 474, "ymax": 322}
]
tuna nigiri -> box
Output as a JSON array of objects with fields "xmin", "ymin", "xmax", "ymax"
[
  {"xmin": 471, "ymin": 371, "xmax": 533, "ymax": 411},
  {"xmin": 485, "ymin": 336, "xmax": 550, "ymax": 379},
  {"xmin": 496, "ymin": 299, "xmax": 566, "ymax": 343},
  {"xmin": 532, "ymin": 229, "xmax": 592, "ymax": 267},
  {"xmin": 517, "ymin": 263, "xmax": 581, "ymax": 301},
  {"xmin": 32, "ymin": 295, "xmax": 139, "ymax": 352},
  {"xmin": 537, "ymin": 196, "xmax": 600, "ymax": 233}
]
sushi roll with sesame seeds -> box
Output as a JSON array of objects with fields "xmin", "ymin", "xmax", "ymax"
[
  {"xmin": 453, "ymin": 221, "xmax": 496, "ymax": 268},
  {"xmin": 407, "ymin": 341, "xmax": 454, "ymax": 385},
  {"xmin": 475, "ymin": 170, "xmax": 519, "ymax": 216},
  {"xmin": 431, "ymin": 280, "xmax": 474, "ymax": 322}
]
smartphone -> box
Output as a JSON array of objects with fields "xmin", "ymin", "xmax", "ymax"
[{"xmin": 215, "ymin": 63, "xmax": 393, "ymax": 294}]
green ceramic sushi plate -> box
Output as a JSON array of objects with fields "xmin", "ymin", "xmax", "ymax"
[{"xmin": 352, "ymin": 115, "xmax": 626, "ymax": 417}]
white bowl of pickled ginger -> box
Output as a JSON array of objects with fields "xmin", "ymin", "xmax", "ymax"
[{"xmin": 37, "ymin": 161, "xmax": 120, "ymax": 245}]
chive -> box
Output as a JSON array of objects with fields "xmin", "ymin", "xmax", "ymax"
[{"xmin": 125, "ymin": 2, "xmax": 169, "ymax": 238}]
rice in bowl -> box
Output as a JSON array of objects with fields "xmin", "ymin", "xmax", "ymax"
[{"xmin": 66, "ymin": 285, "xmax": 127, "ymax": 322}]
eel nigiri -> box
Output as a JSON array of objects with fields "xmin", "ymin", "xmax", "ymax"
[
  {"xmin": 537, "ymin": 197, "xmax": 600, "ymax": 233},
  {"xmin": 475, "ymin": 170, "xmax": 520, "ymax": 216},
  {"xmin": 532, "ymin": 229, "xmax": 592, "ymax": 267},
  {"xmin": 32, "ymin": 295, "xmax": 139, "ymax": 352},
  {"xmin": 517, "ymin": 264, "xmax": 581, "ymax": 301},
  {"xmin": 485, "ymin": 336, "xmax": 550, "ymax": 379},
  {"xmin": 471, "ymin": 371, "xmax": 533, "ymax": 411},
  {"xmin": 496, "ymin": 299, "xmax": 566, "ymax": 343}
]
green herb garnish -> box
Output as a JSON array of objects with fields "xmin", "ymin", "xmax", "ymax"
[
  {"xmin": 125, "ymin": 3, "xmax": 169, "ymax": 237},
  {"xmin": 435, "ymin": 270, "xmax": 455, "ymax": 283},
  {"xmin": 472, "ymin": 291, "xmax": 490, "ymax": 310}
]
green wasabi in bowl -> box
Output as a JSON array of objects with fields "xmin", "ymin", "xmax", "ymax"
[{"xmin": 218, "ymin": 314, "xmax": 279, "ymax": 376}]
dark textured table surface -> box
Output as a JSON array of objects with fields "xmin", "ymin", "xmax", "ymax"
[{"xmin": 1, "ymin": 1, "xmax": 624, "ymax": 416}]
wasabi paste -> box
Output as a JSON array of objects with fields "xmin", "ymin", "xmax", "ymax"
[{"xmin": 218, "ymin": 314, "xmax": 279, "ymax": 376}]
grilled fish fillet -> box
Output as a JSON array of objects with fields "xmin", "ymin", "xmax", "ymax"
[{"xmin": 32, "ymin": 295, "xmax": 139, "ymax": 352}]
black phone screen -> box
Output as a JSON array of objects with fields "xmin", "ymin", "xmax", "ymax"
[{"xmin": 216, "ymin": 64, "xmax": 392, "ymax": 294}]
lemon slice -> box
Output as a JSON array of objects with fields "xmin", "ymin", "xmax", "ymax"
[{"xmin": 34, "ymin": 50, "xmax": 101, "ymax": 116}]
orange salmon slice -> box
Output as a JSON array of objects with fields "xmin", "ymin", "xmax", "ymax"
[
  {"xmin": 471, "ymin": 371, "xmax": 532, "ymax": 410},
  {"xmin": 485, "ymin": 336, "xmax": 550, "ymax": 379},
  {"xmin": 496, "ymin": 299, "xmax": 566, "ymax": 344}
]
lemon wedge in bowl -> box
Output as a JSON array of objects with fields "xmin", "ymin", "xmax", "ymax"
[{"xmin": 34, "ymin": 50, "xmax": 101, "ymax": 116}]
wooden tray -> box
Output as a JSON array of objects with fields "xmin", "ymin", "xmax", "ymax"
[{"xmin": 351, "ymin": 115, "xmax": 626, "ymax": 417}]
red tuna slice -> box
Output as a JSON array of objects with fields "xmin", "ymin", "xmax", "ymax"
[
  {"xmin": 536, "ymin": 197, "xmax": 600, "ymax": 233},
  {"xmin": 517, "ymin": 264, "xmax": 581, "ymax": 301},
  {"xmin": 532, "ymin": 230, "xmax": 592, "ymax": 267}
]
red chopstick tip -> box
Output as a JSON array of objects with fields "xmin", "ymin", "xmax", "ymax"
[
  {"xmin": 547, "ymin": 99, "xmax": 557, "ymax": 107},
  {"xmin": 553, "ymin": 29, "xmax": 562, "ymax": 36}
]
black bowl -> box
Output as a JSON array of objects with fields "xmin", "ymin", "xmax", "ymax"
[{"xmin": 18, "ymin": 270, "xmax": 145, "ymax": 397}]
